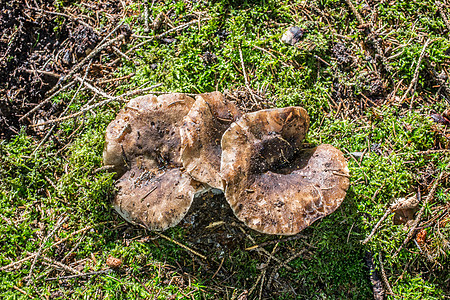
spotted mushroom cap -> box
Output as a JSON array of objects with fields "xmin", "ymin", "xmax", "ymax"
[
  {"xmin": 114, "ymin": 167, "xmax": 204, "ymax": 231},
  {"xmin": 220, "ymin": 107, "xmax": 350, "ymax": 235},
  {"xmin": 103, "ymin": 93, "xmax": 195, "ymax": 177},
  {"xmin": 180, "ymin": 92, "xmax": 242, "ymax": 190}
]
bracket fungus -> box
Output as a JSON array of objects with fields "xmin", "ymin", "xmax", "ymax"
[
  {"xmin": 220, "ymin": 107, "xmax": 350, "ymax": 235},
  {"xmin": 180, "ymin": 92, "xmax": 242, "ymax": 190},
  {"xmin": 104, "ymin": 93, "xmax": 207, "ymax": 230}
]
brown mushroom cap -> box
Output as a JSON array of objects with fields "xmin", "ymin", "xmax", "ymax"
[
  {"xmin": 103, "ymin": 93, "xmax": 206, "ymax": 231},
  {"xmin": 220, "ymin": 108, "xmax": 349, "ymax": 235},
  {"xmin": 180, "ymin": 92, "xmax": 242, "ymax": 190},
  {"xmin": 103, "ymin": 93, "xmax": 195, "ymax": 177},
  {"xmin": 114, "ymin": 167, "xmax": 204, "ymax": 231}
]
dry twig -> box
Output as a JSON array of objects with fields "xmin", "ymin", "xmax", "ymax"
[
  {"xmin": 25, "ymin": 215, "xmax": 69, "ymax": 284},
  {"xmin": 41, "ymin": 255, "xmax": 81, "ymax": 275},
  {"xmin": 399, "ymin": 38, "xmax": 433, "ymax": 109},
  {"xmin": 153, "ymin": 232, "xmax": 207, "ymax": 260},
  {"xmin": 238, "ymin": 45, "xmax": 263, "ymax": 104},
  {"xmin": 45, "ymin": 34, "xmax": 126, "ymax": 97},
  {"xmin": 238, "ymin": 226, "xmax": 293, "ymax": 271},
  {"xmin": 266, "ymin": 248, "xmax": 307, "ymax": 289},
  {"xmin": 344, "ymin": 0, "xmax": 364, "ymax": 25},
  {"xmin": 437, "ymin": 2, "xmax": 450, "ymax": 32},
  {"xmin": 378, "ymin": 254, "xmax": 395, "ymax": 298},
  {"xmin": 45, "ymin": 269, "xmax": 111, "ymax": 281},
  {"xmin": 393, "ymin": 172, "xmax": 445, "ymax": 257},
  {"xmin": 1, "ymin": 221, "xmax": 112, "ymax": 272},
  {"xmin": 19, "ymin": 81, "xmax": 76, "ymax": 122},
  {"xmin": 31, "ymin": 83, "xmax": 162, "ymax": 127}
]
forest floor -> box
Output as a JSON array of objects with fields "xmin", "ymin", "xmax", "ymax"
[{"xmin": 0, "ymin": 0, "xmax": 449, "ymax": 299}]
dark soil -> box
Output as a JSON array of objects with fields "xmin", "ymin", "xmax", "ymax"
[{"xmin": 0, "ymin": 0, "xmax": 103, "ymax": 139}]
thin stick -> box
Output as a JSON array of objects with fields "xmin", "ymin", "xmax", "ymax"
[
  {"xmin": 1, "ymin": 221, "xmax": 112, "ymax": 271},
  {"xmin": 45, "ymin": 269, "xmax": 111, "ymax": 281},
  {"xmin": 211, "ymin": 256, "xmax": 225, "ymax": 279},
  {"xmin": 26, "ymin": 215, "xmax": 69, "ymax": 284},
  {"xmin": 75, "ymin": 76, "xmax": 115, "ymax": 100},
  {"xmin": 1, "ymin": 255, "xmax": 36, "ymax": 271},
  {"xmin": 132, "ymin": 19, "xmax": 200, "ymax": 40},
  {"xmin": 345, "ymin": 0, "xmax": 364, "ymax": 25},
  {"xmin": 399, "ymin": 39, "xmax": 433, "ymax": 108},
  {"xmin": 98, "ymin": 73, "xmax": 135, "ymax": 85},
  {"xmin": 238, "ymin": 226, "xmax": 293, "ymax": 271},
  {"xmin": 393, "ymin": 173, "xmax": 444, "ymax": 257},
  {"xmin": 266, "ymin": 249, "xmax": 307, "ymax": 288},
  {"xmin": 13, "ymin": 286, "xmax": 30, "ymax": 298},
  {"xmin": 394, "ymin": 149, "xmax": 450, "ymax": 156},
  {"xmin": 144, "ymin": 0, "xmax": 150, "ymax": 33},
  {"xmin": 19, "ymin": 81, "xmax": 76, "ymax": 122},
  {"xmin": 245, "ymin": 233, "xmax": 307, "ymax": 250},
  {"xmin": 61, "ymin": 232, "xmax": 86, "ymax": 263},
  {"xmin": 110, "ymin": 19, "xmax": 206, "ymax": 66},
  {"xmin": 437, "ymin": 2, "xmax": 450, "ymax": 32},
  {"xmin": 153, "ymin": 232, "xmax": 207, "ymax": 260},
  {"xmin": 41, "ymin": 255, "xmax": 81, "ymax": 275},
  {"xmin": 248, "ymin": 243, "xmax": 278, "ymax": 298},
  {"xmin": 362, "ymin": 206, "xmax": 393, "ymax": 245},
  {"xmin": 32, "ymin": 60, "xmax": 93, "ymax": 155},
  {"xmin": 31, "ymin": 83, "xmax": 162, "ymax": 127},
  {"xmin": 238, "ymin": 45, "xmax": 262, "ymax": 104},
  {"xmin": 378, "ymin": 254, "xmax": 395, "ymax": 298},
  {"xmin": 251, "ymin": 45, "xmax": 290, "ymax": 68},
  {"xmin": 45, "ymin": 34, "xmax": 126, "ymax": 96}
]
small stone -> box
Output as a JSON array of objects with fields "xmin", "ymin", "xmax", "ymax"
[{"xmin": 281, "ymin": 26, "xmax": 305, "ymax": 46}]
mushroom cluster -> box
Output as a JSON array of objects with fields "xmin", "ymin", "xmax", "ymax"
[{"xmin": 104, "ymin": 92, "xmax": 350, "ymax": 235}]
